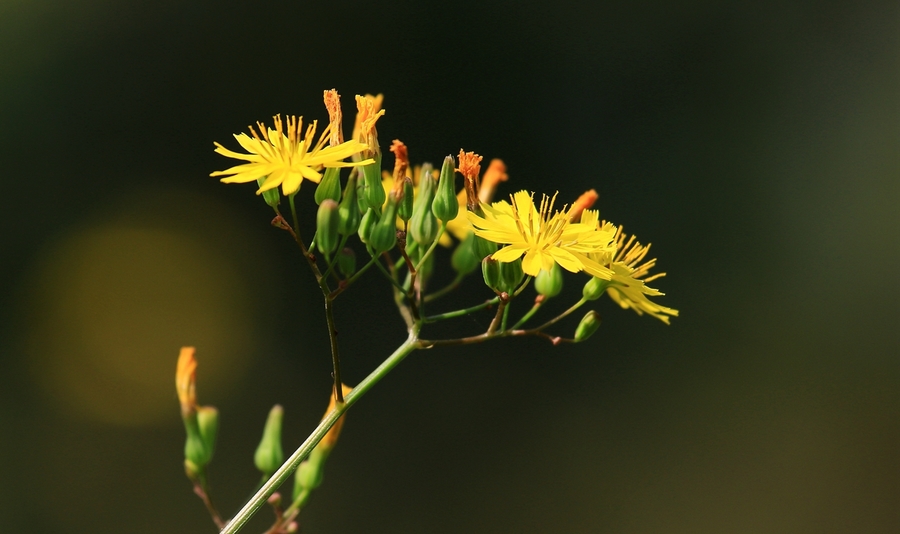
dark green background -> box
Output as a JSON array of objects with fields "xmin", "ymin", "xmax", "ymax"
[{"xmin": 1, "ymin": 1, "xmax": 897, "ymax": 532}]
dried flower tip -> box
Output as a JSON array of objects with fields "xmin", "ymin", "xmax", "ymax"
[
  {"xmin": 390, "ymin": 139, "xmax": 409, "ymax": 182},
  {"xmin": 569, "ymin": 189, "xmax": 599, "ymax": 222},
  {"xmin": 478, "ymin": 159, "xmax": 508, "ymax": 204},
  {"xmin": 354, "ymin": 94, "xmax": 385, "ymax": 156},
  {"xmin": 323, "ymin": 89, "xmax": 343, "ymax": 145},
  {"xmin": 456, "ymin": 149, "xmax": 483, "ymax": 180}
]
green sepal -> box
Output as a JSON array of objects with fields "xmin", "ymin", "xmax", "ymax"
[
  {"xmin": 451, "ymin": 232, "xmax": 480, "ymax": 275},
  {"xmin": 256, "ymin": 177, "xmax": 281, "ymax": 208},
  {"xmin": 358, "ymin": 208, "xmax": 378, "ymax": 244},
  {"xmin": 498, "ymin": 258, "xmax": 525, "ymax": 294},
  {"xmin": 409, "ymin": 163, "xmax": 438, "ymax": 246},
  {"xmin": 314, "ymin": 167, "xmax": 342, "ymax": 205},
  {"xmin": 362, "ymin": 153, "xmax": 385, "ymax": 214},
  {"xmin": 481, "ymin": 257, "xmax": 502, "ymax": 293},
  {"xmin": 338, "ymin": 173, "xmax": 361, "ymax": 236},
  {"xmin": 369, "ymin": 193, "xmax": 398, "ymax": 253}
]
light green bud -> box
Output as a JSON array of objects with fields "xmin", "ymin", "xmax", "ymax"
[
  {"xmin": 316, "ymin": 200, "xmax": 340, "ymax": 255},
  {"xmin": 432, "ymin": 155, "xmax": 459, "ymax": 222},
  {"xmin": 535, "ymin": 263, "xmax": 564, "ymax": 298},
  {"xmin": 369, "ymin": 193, "xmax": 399, "ymax": 253},
  {"xmin": 498, "ymin": 258, "xmax": 525, "ymax": 294},
  {"xmin": 410, "ymin": 166, "xmax": 439, "ymax": 246},
  {"xmin": 582, "ymin": 277, "xmax": 609, "ymax": 301},
  {"xmin": 451, "ymin": 232, "xmax": 481, "ymax": 275},
  {"xmin": 338, "ymin": 173, "xmax": 361, "ymax": 236},
  {"xmin": 574, "ymin": 311, "xmax": 601, "ymax": 341},
  {"xmin": 397, "ymin": 177, "xmax": 414, "ymax": 222},
  {"xmin": 358, "ymin": 208, "xmax": 378, "ymax": 244},
  {"xmin": 256, "ymin": 177, "xmax": 281, "ymax": 209},
  {"xmin": 196, "ymin": 406, "xmax": 219, "ymax": 465},
  {"xmin": 254, "ymin": 405, "xmax": 285, "ymax": 479},
  {"xmin": 314, "ymin": 166, "xmax": 342, "ymax": 205},
  {"xmin": 481, "ymin": 257, "xmax": 502, "ymax": 293},
  {"xmin": 362, "ymin": 153, "xmax": 385, "ymax": 213}
]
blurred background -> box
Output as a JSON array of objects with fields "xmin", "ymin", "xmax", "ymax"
[{"xmin": 0, "ymin": 0, "xmax": 897, "ymax": 532}]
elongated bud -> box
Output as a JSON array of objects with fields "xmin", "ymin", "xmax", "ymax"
[
  {"xmin": 316, "ymin": 200, "xmax": 340, "ymax": 255},
  {"xmin": 410, "ymin": 163, "xmax": 438, "ymax": 246},
  {"xmin": 369, "ymin": 193, "xmax": 398, "ymax": 253},
  {"xmin": 535, "ymin": 263, "xmax": 564, "ymax": 298},
  {"xmin": 574, "ymin": 310, "xmax": 601, "ymax": 341},
  {"xmin": 256, "ymin": 177, "xmax": 281, "ymax": 208},
  {"xmin": 338, "ymin": 172, "xmax": 360, "ymax": 236},
  {"xmin": 294, "ymin": 385, "xmax": 353, "ymax": 499},
  {"xmin": 432, "ymin": 155, "xmax": 459, "ymax": 222},
  {"xmin": 254, "ymin": 405, "xmax": 285, "ymax": 479},
  {"xmin": 358, "ymin": 207, "xmax": 378, "ymax": 244},
  {"xmin": 397, "ymin": 177, "xmax": 414, "ymax": 222},
  {"xmin": 337, "ymin": 247, "xmax": 356, "ymax": 277},
  {"xmin": 481, "ymin": 257, "xmax": 502, "ymax": 293},
  {"xmin": 196, "ymin": 406, "xmax": 219, "ymax": 465},
  {"xmin": 498, "ymin": 257, "xmax": 525, "ymax": 293},
  {"xmin": 582, "ymin": 276, "xmax": 608, "ymax": 301},
  {"xmin": 362, "ymin": 153, "xmax": 385, "ymax": 213},
  {"xmin": 314, "ymin": 167, "xmax": 342, "ymax": 205},
  {"xmin": 451, "ymin": 232, "xmax": 481, "ymax": 275}
]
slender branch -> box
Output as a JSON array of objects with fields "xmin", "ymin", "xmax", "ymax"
[
  {"xmin": 511, "ymin": 296, "xmax": 545, "ymax": 330},
  {"xmin": 220, "ymin": 332, "xmax": 422, "ymax": 534},
  {"xmin": 424, "ymin": 296, "xmax": 500, "ymax": 323},
  {"xmin": 193, "ymin": 481, "xmax": 225, "ymax": 530},
  {"xmin": 423, "ymin": 273, "xmax": 464, "ymax": 303}
]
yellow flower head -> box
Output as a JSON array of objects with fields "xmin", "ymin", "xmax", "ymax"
[
  {"xmin": 605, "ymin": 226, "xmax": 679, "ymax": 324},
  {"xmin": 353, "ymin": 94, "xmax": 385, "ymax": 158},
  {"xmin": 468, "ymin": 190, "xmax": 616, "ymax": 278},
  {"xmin": 210, "ymin": 114, "xmax": 372, "ymax": 197},
  {"xmin": 323, "ymin": 88, "xmax": 344, "ymax": 145},
  {"xmin": 176, "ymin": 346, "xmax": 197, "ymax": 417}
]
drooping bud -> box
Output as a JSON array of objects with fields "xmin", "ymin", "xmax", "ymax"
[
  {"xmin": 569, "ymin": 189, "xmax": 598, "ymax": 222},
  {"xmin": 478, "ymin": 159, "xmax": 508, "ymax": 204},
  {"xmin": 255, "ymin": 177, "xmax": 281, "ymax": 208},
  {"xmin": 582, "ymin": 276, "xmax": 609, "ymax": 301},
  {"xmin": 338, "ymin": 171, "xmax": 361, "ymax": 236},
  {"xmin": 358, "ymin": 208, "xmax": 378, "ymax": 244},
  {"xmin": 432, "ymin": 155, "xmax": 459, "ymax": 222},
  {"xmin": 368, "ymin": 194, "xmax": 398, "ymax": 253},
  {"xmin": 315, "ymin": 199, "xmax": 340, "ymax": 255},
  {"xmin": 535, "ymin": 263, "xmax": 564, "ymax": 298},
  {"xmin": 254, "ymin": 405, "xmax": 285, "ymax": 479},
  {"xmin": 314, "ymin": 167, "xmax": 342, "ymax": 205},
  {"xmin": 323, "ymin": 89, "xmax": 344, "ymax": 146},
  {"xmin": 574, "ymin": 310, "xmax": 601, "ymax": 341},
  {"xmin": 451, "ymin": 232, "xmax": 481, "ymax": 275},
  {"xmin": 337, "ymin": 247, "xmax": 356, "ymax": 277},
  {"xmin": 409, "ymin": 163, "xmax": 438, "ymax": 246}
]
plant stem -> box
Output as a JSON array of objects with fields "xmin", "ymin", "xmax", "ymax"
[
  {"xmin": 423, "ymin": 273, "xmax": 464, "ymax": 303},
  {"xmin": 220, "ymin": 331, "xmax": 422, "ymax": 534},
  {"xmin": 424, "ymin": 296, "xmax": 500, "ymax": 323}
]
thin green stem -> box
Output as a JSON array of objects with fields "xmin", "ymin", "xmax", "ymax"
[
  {"xmin": 511, "ymin": 298, "xmax": 544, "ymax": 330},
  {"xmin": 414, "ymin": 223, "xmax": 446, "ymax": 272},
  {"xmin": 424, "ymin": 296, "xmax": 500, "ymax": 323},
  {"xmin": 500, "ymin": 302, "xmax": 511, "ymax": 332},
  {"xmin": 532, "ymin": 297, "xmax": 587, "ymax": 331},
  {"xmin": 423, "ymin": 273, "xmax": 465, "ymax": 303},
  {"xmin": 220, "ymin": 331, "xmax": 422, "ymax": 534}
]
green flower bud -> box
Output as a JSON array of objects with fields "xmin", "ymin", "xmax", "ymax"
[
  {"xmin": 358, "ymin": 208, "xmax": 378, "ymax": 244},
  {"xmin": 409, "ymin": 173, "xmax": 439, "ymax": 247},
  {"xmin": 574, "ymin": 310, "xmax": 601, "ymax": 341},
  {"xmin": 498, "ymin": 258, "xmax": 525, "ymax": 293},
  {"xmin": 362, "ymin": 153, "xmax": 385, "ymax": 214},
  {"xmin": 196, "ymin": 406, "xmax": 219, "ymax": 465},
  {"xmin": 397, "ymin": 177, "xmax": 414, "ymax": 222},
  {"xmin": 316, "ymin": 200, "xmax": 340, "ymax": 255},
  {"xmin": 451, "ymin": 232, "xmax": 481, "ymax": 275},
  {"xmin": 314, "ymin": 166, "xmax": 342, "ymax": 205},
  {"xmin": 338, "ymin": 173, "xmax": 361, "ymax": 236},
  {"xmin": 432, "ymin": 155, "xmax": 459, "ymax": 222},
  {"xmin": 183, "ymin": 425, "xmax": 208, "ymax": 479},
  {"xmin": 355, "ymin": 168, "xmax": 369, "ymax": 213},
  {"xmin": 473, "ymin": 234, "xmax": 497, "ymax": 260},
  {"xmin": 254, "ymin": 405, "xmax": 285, "ymax": 479},
  {"xmin": 337, "ymin": 247, "xmax": 356, "ymax": 277},
  {"xmin": 481, "ymin": 257, "xmax": 502, "ymax": 293},
  {"xmin": 369, "ymin": 193, "xmax": 398, "ymax": 253},
  {"xmin": 535, "ymin": 263, "xmax": 564, "ymax": 298},
  {"xmin": 295, "ymin": 447, "xmax": 327, "ymax": 496},
  {"xmin": 582, "ymin": 277, "xmax": 609, "ymax": 301},
  {"xmin": 256, "ymin": 177, "xmax": 281, "ymax": 208}
]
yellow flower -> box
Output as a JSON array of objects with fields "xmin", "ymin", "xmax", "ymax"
[
  {"xmin": 468, "ymin": 190, "xmax": 616, "ymax": 278},
  {"xmin": 605, "ymin": 226, "xmax": 679, "ymax": 324},
  {"xmin": 210, "ymin": 114, "xmax": 372, "ymax": 196},
  {"xmin": 176, "ymin": 346, "xmax": 197, "ymax": 417}
]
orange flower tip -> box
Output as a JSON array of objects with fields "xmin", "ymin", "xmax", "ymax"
[
  {"xmin": 570, "ymin": 189, "xmax": 599, "ymax": 221},
  {"xmin": 323, "ymin": 89, "xmax": 343, "ymax": 145},
  {"xmin": 478, "ymin": 158, "xmax": 509, "ymax": 204},
  {"xmin": 176, "ymin": 346, "xmax": 198, "ymax": 411},
  {"xmin": 456, "ymin": 149, "xmax": 483, "ymax": 179}
]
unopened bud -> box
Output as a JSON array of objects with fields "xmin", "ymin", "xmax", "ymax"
[
  {"xmin": 582, "ymin": 277, "xmax": 608, "ymax": 301},
  {"xmin": 338, "ymin": 173, "xmax": 361, "ymax": 236},
  {"xmin": 196, "ymin": 406, "xmax": 219, "ymax": 465},
  {"xmin": 315, "ymin": 167, "xmax": 342, "ymax": 205},
  {"xmin": 451, "ymin": 233, "xmax": 480, "ymax": 275},
  {"xmin": 254, "ymin": 405, "xmax": 285, "ymax": 479},
  {"xmin": 432, "ymin": 155, "xmax": 459, "ymax": 222},
  {"xmin": 481, "ymin": 257, "xmax": 502, "ymax": 293},
  {"xmin": 315, "ymin": 199, "xmax": 340, "ymax": 255},
  {"xmin": 574, "ymin": 310, "xmax": 601, "ymax": 341},
  {"xmin": 369, "ymin": 194, "xmax": 398, "ymax": 253},
  {"xmin": 338, "ymin": 247, "xmax": 356, "ymax": 277},
  {"xmin": 498, "ymin": 258, "xmax": 525, "ymax": 293},
  {"xmin": 535, "ymin": 263, "xmax": 564, "ymax": 298},
  {"xmin": 256, "ymin": 177, "xmax": 281, "ymax": 208},
  {"xmin": 410, "ymin": 163, "xmax": 438, "ymax": 246},
  {"xmin": 358, "ymin": 208, "xmax": 378, "ymax": 244},
  {"xmin": 397, "ymin": 177, "xmax": 414, "ymax": 222},
  {"xmin": 362, "ymin": 154, "xmax": 385, "ymax": 213}
]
